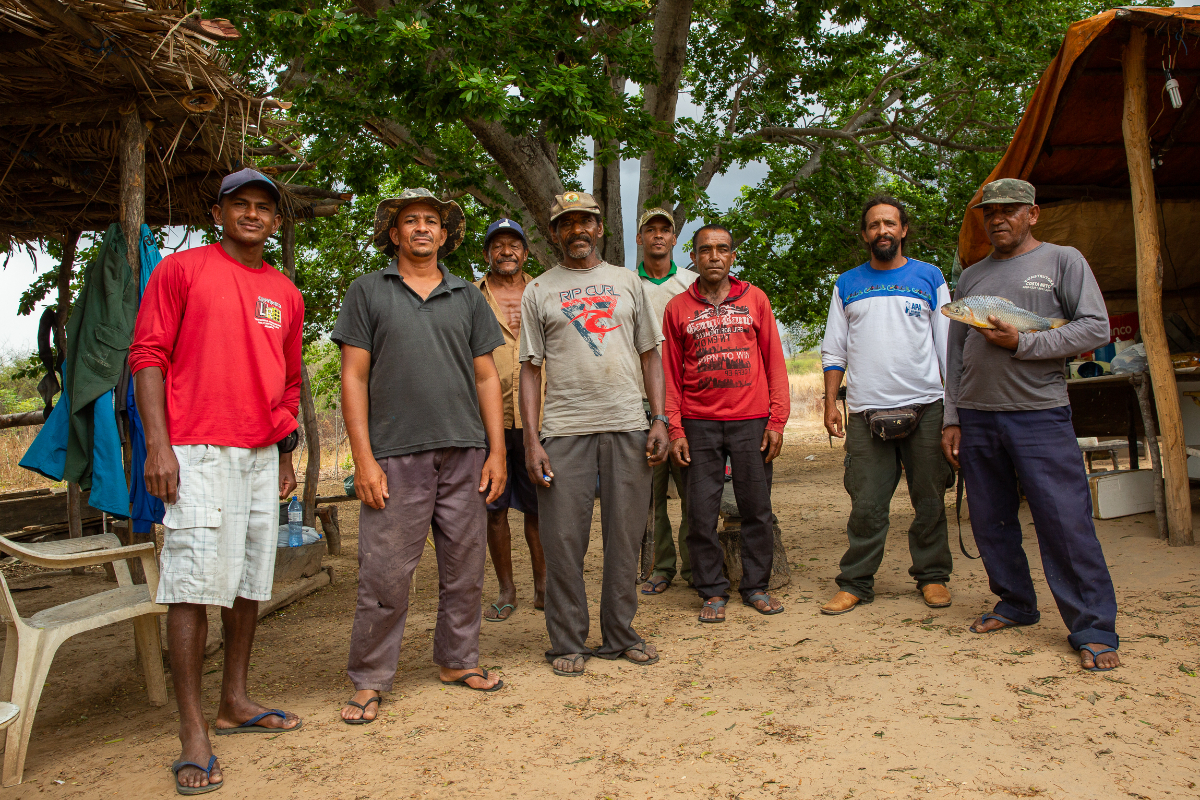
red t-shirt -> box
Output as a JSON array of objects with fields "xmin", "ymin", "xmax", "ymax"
[
  {"xmin": 662, "ymin": 276, "xmax": 790, "ymax": 440},
  {"xmin": 129, "ymin": 243, "xmax": 304, "ymax": 448}
]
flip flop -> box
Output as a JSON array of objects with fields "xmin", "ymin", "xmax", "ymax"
[
  {"xmin": 641, "ymin": 577, "xmax": 670, "ymax": 595},
  {"xmin": 342, "ymin": 695, "xmax": 381, "ymax": 725},
  {"xmin": 698, "ymin": 597, "xmax": 727, "ymax": 624},
  {"xmin": 440, "ymin": 667, "xmax": 504, "ymax": 692},
  {"xmin": 742, "ymin": 591, "xmax": 784, "ymax": 616},
  {"xmin": 1080, "ymin": 644, "xmax": 1119, "ymax": 672},
  {"xmin": 619, "ymin": 642, "xmax": 659, "ymax": 666},
  {"xmin": 969, "ymin": 611, "xmax": 1026, "ymax": 634},
  {"xmin": 171, "ymin": 754, "xmax": 222, "ymax": 795},
  {"xmin": 549, "ymin": 653, "xmax": 587, "ymax": 677},
  {"xmin": 213, "ymin": 709, "xmax": 302, "ymax": 735},
  {"xmin": 485, "ymin": 602, "xmax": 516, "ymax": 622}
]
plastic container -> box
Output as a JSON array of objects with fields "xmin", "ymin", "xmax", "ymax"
[{"xmin": 287, "ymin": 496, "xmax": 303, "ymax": 547}]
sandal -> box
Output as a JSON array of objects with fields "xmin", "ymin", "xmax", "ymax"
[
  {"xmin": 969, "ymin": 612, "xmax": 1026, "ymax": 634},
  {"xmin": 549, "ymin": 653, "xmax": 587, "ymax": 677},
  {"xmin": 743, "ymin": 591, "xmax": 784, "ymax": 616},
  {"xmin": 484, "ymin": 602, "xmax": 516, "ymax": 622},
  {"xmin": 619, "ymin": 642, "xmax": 659, "ymax": 666},
  {"xmin": 698, "ymin": 597, "xmax": 727, "ymax": 623},
  {"xmin": 440, "ymin": 667, "xmax": 504, "ymax": 692},
  {"xmin": 641, "ymin": 577, "xmax": 670, "ymax": 595},
  {"xmin": 342, "ymin": 694, "xmax": 381, "ymax": 725},
  {"xmin": 1080, "ymin": 644, "xmax": 1119, "ymax": 672},
  {"xmin": 171, "ymin": 754, "xmax": 222, "ymax": 796},
  {"xmin": 213, "ymin": 709, "xmax": 302, "ymax": 735}
]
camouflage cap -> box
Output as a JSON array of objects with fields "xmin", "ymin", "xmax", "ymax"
[
  {"xmin": 373, "ymin": 188, "xmax": 465, "ymax": 258},
  {"xmin": 971, "ymin": 178, "xmax": 1036, "ymax": 209},
  {"xmin": 637, "ymin": 207, "xmax": 674, "ymax": 232},
  {"xmin": 549, "ymin": 191, "xmax": 602, "ymax": 224}
]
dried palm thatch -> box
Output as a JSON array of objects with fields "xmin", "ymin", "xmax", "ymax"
[{"xmin": 0, "ymin": 0, "xmax": 344, "ymax": 248}]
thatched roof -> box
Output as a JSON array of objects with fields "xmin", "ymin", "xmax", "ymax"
[{"xmin": 0, "ymin": 0, "xmax": 345, "ymax": 246}]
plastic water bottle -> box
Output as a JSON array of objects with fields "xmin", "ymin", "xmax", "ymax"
[{"xmin": 287, "ymin": 497, "xmax": 303, "ymax": 547}]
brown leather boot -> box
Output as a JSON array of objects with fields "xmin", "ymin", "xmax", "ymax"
[
  {"xmin": 921, "ymin": 584, "xmax": 952, "ymax": 608},
  {"xmin": 820, "ymin": 591, "xmax": 862, "ymax": 615}
]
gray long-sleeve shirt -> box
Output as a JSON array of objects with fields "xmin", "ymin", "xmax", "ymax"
[{"xmin": 944, "ymin": 242, "xmax": 1109, "ymax": 427}]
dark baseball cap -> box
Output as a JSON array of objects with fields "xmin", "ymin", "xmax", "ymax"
[
  {"xmin": 483, "ymin": 218, "xmax": 528, "ymax": 249},
  {"xmin": 217, "ymin": 168, "xmax": 281, "ymax": 205}
]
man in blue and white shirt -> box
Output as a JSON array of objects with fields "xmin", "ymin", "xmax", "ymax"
[{"xmin": 818, "ymin": 196, "xmax": 953, "ymax": 616}]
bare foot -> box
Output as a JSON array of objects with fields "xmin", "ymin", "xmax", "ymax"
[
  {"xmin": 341, "ymin": 689, "xmax": 381, "ymax": 722},
  {"xmin": 440, "ymin": 666, "xmax": 501, "ymax": 690},
  {"xmin": 699, "ymin": 597, "xmax": 726, "ymax": 621},
  {"xmin": 174, "ymin": 723, "xmax": 221, "ymax": 791},
  {"xmin": 1080, "ymin": 644, "xmax": 1120, "ymax": 671},
  {"xmin": 215, "ymin": 698, "xmax": 301, "ymax": 732},
  {"xmin": 484, "ymin": 600, "xmax": 516, "ymax": 621},
  {"xmin": 551, "ymin": 653, "xmax": 586, "ymax": 676},
  {"xmin": 621, "ymin": 642, "xmax": 658, "ymax": 663},
  {"xmin": 969, "ymin": 612, "xmax": 1019, "ymax": 634},
  {"xmin": 534, "ymin": 587, "xmax": 545, "ymax": 610},
  {"xmin": 641, "ymin": 576, "xmax": 670, "ymax": 594},
  {"xmin": 745, "ymin": 593, "xmax": 783, "ymax": 613}
]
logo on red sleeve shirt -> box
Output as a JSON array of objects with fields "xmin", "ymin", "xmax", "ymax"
[
  {"xmin": 255, "ymin": 296, "xmax": 283, "ymax": 330},
  {"xmin": 559, "ymin": 285, "xmax": 621, "ymax": 357}
]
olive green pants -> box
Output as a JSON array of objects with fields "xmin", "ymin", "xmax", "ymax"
[{"xmin": 649, "ymin": 459, "xmax": 690, "ymax": 584}]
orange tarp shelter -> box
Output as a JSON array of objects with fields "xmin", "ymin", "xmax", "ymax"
[{"xmin": 955, "ymin": 6, "xmax": 1200, "ymax": 546}]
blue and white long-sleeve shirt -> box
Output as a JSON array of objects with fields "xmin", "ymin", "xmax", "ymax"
[{"xmin": 820, "ymin": 259, "xmax": 951, "ymax": 413}]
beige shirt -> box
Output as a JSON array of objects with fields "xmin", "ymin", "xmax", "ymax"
[{"xmin": 476, "ymin": 272, "xmax": 540, "ymax": 429}]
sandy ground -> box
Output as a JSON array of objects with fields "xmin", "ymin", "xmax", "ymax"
[{"xmin": 3, "ymin": 423, "xmax": 1200, "ymax": 800}]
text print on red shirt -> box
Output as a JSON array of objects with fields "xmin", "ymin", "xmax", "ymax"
[
  {"xmin": 686, "ymin": 304, "xmax": 754, "ymax": 390},
  {"xmin": 559, "ymin": 284, "xmax": 621, "ymax": 357},
  {"xmin": 255, "ymin": 296, "xmax": 283, "ymax": 330}
]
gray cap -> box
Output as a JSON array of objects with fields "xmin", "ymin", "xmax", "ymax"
[{"xmin": 971, "ymin": 178, "xmax": 1036, "ymax": 208}]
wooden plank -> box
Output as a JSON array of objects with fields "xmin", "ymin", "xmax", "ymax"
[
  {"xmin": 1122, "ymin": 27, "xmax": 1193, "ymax": 546},
  {"xmin": 0, "ymin": 411, "xmax": 44, "ymax": 430},
  {"xmin": 0, "ymin": 491, "xmax": 101, "ymax": 533}
]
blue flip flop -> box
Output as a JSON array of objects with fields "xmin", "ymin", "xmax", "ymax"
[
  {"xmin": 172, "ymin": 754, "xmax": 221, "ymax": 795},
  {"xmin": 970, "ymin": 612, "xmax": 1025, "ymax": 633},
  {"xmin": 213, "ymin": 709, "xmax": 303, "ymax": 735},
  {"xmin": 1080, "ymin": 644, "xmax": 1119, "ymax": 672}
]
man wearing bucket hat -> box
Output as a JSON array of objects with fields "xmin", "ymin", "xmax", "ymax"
[
  {"xmin": 635, "ymin": 208, "xmax": 697, "ymax": 596},
  {"xmin": 333, "ymin": 188, "xmax": 509, "ymax": 721},
  {"xmin": 942, "ymin": 178, "xmax": 1119, "ymax": 672},
  {"xmin": 474, "ymin": 217, "xmax": 547, "ymax": 622},
  {"xmin": 518, "ymin": 191, "xmax": 669, "ymax": 677}
]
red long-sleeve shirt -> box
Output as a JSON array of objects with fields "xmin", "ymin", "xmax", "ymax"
[
  {"xmin": 128, "ymin": 243, "xmax": 304, "ymax": 448},
  {"xmin": 662, "ymin": 276, "xmax": 790, "ymax": 440}
]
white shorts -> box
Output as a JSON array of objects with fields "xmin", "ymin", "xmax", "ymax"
[{"xmin": 157, "ymin": 444, "xmax": 279, "ymax": 608}]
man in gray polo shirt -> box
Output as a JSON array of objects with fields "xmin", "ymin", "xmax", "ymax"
[{"xmin": 333, "ymin": 188, "xmax": 508, "ymax": 722}]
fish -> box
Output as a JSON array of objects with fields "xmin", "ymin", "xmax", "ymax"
[{"xmin": 939, "ymin": 296, "xmax": 1069, "ymax": 332}]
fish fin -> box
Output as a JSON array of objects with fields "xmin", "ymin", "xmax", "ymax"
[{"xmin": 1048, "ymin": 318, "xmax": 1070, "ymax": 329}]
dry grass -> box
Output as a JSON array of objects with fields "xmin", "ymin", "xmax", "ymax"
[
  {"xmin": 789, "ymin": 371, "xmax": 825, "ymax": 423},
  {"xmin": 0, "ymin": 426, "xmax": 59, "ymax": 493}
]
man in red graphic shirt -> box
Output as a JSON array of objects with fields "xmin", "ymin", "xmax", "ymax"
[
  {"xmin": 130, "ymin": 169, "xmax": 304, "ymax": 794},
  {"xmin": 663, "ymin": 224, "xmax": 790, "ymax": 623}
]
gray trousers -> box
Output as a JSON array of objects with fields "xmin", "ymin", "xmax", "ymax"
[
  {"xmin": 837, "ymin": 400, "xmax": 953, "ymax": 602},
  {"xmin": 538, "ymin": 431, "xmax": 651, "ymax": 660},
  {"xmin": 347, "ymin": 447, "xmax": 487, "ymax": 691}
]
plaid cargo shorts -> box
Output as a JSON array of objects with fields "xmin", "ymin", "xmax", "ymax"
[{"xmin": 156, "ymin": 444, "xmax": 279, "ymax": 608}]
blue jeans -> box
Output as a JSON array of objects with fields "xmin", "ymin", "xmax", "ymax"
[{"xmin": 959, "ymin": 406, "xmax": 1118, "ymax": 650}]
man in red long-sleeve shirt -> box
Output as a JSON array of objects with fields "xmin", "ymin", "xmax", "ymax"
[
  {"xmin": 664, "ymin": 224, "xmax": 790, "ymax": 623},
  {"xmin": 129, "ymin": 169, "xmax": 304, "ymax": 794}
]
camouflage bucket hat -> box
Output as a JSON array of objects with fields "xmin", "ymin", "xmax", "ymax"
[
  {"xmin": 373, "ymin": 188, "xmax": 465, "ymax": 258},
  {"xmin": 971, "ymin": 178, "xmax": 1036, "ymax": 209}
]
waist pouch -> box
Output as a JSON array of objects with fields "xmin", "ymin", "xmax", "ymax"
[{"xmin": 861, "ymin": 404, "xmax": 927, "ymax": 440}]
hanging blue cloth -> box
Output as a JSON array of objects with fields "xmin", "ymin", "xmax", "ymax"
[
  {"xmin": 20, "ymin": 378, "xmax": 130, "ymax": 517},
  {"xmin": 128, "ymin": 224, "xmax": 165, "ymax": 532}
]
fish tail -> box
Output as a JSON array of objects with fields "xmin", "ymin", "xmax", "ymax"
[{"xmin": 1048, "ymin": 318, "xmax": 1070, "ymax": 329}]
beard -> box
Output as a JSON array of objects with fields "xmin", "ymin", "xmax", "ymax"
[
  {"xmin": 870, "ymin": 234, "xmax": 900, "ymax": 262},
  {"xmin": 565, "ymin": 233, "xmax": 596, "ymax": 259}
]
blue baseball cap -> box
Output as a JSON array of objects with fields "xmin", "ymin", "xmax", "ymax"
[
  {"xmin": 483, "ymin": 218, "xmax": 528, "ymax": 249},
  {"xmin": 217, "ymin": 168, "xmax": 281, "ymax": 204}
]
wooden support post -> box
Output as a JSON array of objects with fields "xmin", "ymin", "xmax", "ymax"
[
  {"xmin": 279, "ymin": 219, "xmax": 321, "ymax": 527},
  {"xmin": 1122, "ymin": 27, "xmax": 1193, "ymax": 546},
  {"xmin": 56, "ymin": 229, "xmax": 79, "ymax": 361},
  {"xmin": 1132, "ymin": 374, "xmax": 1168, "ymax": 540}
]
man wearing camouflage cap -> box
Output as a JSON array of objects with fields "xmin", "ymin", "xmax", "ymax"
[
  {"xmin": 333, "ymin": 187, "xmax": 509, "ymax": 721},
  {"xmin": 518, "ymin": 191, "xmax": 670, "ymax": 677},
  {"xmin": 941, "ymin": 178, "xmax": 1120, "ymax": 672}
]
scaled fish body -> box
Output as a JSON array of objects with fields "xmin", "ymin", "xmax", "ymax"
[{"xmin": 939, "ymin": 296, "xmax": 1068, "ymax": 332}]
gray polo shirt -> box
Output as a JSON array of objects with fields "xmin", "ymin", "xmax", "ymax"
[{"xmin": 332, "ymin": 262, "xmax": 504, "ymax": 458}]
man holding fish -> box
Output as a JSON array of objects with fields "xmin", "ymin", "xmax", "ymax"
[{"xmin": 941, "ymin": 178, "xmax": 1121, "ymax": 672}]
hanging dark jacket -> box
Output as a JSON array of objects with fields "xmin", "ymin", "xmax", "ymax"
[{"xmin": 63, "ymin": 223, "xmax": 138, "ymax": 487}]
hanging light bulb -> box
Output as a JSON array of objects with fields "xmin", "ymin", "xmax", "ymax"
[{"xmin": 1165, "ymin": 70, "xmax": 1183, "ymax": 109}]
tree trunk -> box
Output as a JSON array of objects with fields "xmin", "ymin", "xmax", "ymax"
[
  {"xmin": 56, "ymin": 229, "xmax": 80, "ymax": 360},
  {"xmin": 636, "ymin": 0, "xmax": 695, "ymax": 263},
  {"xmin": 592, "ymin": 69, "xmax": 626, "ymax": 266},
  {"xmin": 1122, "ymin": 27, "xmax": 1192, "ymax": 546}
]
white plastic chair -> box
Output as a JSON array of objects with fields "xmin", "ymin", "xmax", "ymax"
[{"xmin": 0, "ymin": 533, "xmax": 167, "ymax": 786}]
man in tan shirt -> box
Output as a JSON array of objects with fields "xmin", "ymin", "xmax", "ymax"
[{"xmin": 475, "ymin": 218, "xmax": 546, "ymax": 621}]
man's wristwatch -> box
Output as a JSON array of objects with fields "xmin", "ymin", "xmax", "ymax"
[{"xmin": 650, "ymin": 414, "xmax": 670, "ymax": 427}]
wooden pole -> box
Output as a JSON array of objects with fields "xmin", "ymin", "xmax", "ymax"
[
  {"xmin": 1131, "ymin": 373, "xmax": 1168, "ymax": 540},
  {"xmin": 279, "ymin": 219, "xmax": 321, "ymax": 528},
  {"xmin": 58, "ymin": 229, "xmax": 84, "ymax": 559},
  {"xmin": 1122, "ymin": 27, "xmax": 1193, "ymax": 546}
]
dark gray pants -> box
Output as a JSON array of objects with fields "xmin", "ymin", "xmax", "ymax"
[
  {"xmin": 538, "ymin": 431, "xmax": 651, "ymax": 660},
  {"xmin": 837, "ymin": 400, "xmax": 952, "ymax": 602},
  {"xmin": 347, "ymin": 447, "xmax": 487, "ymax": 691},
  {"xmin": 684, "ymin": 417, "xmax": 774, "ymax": 600}
]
